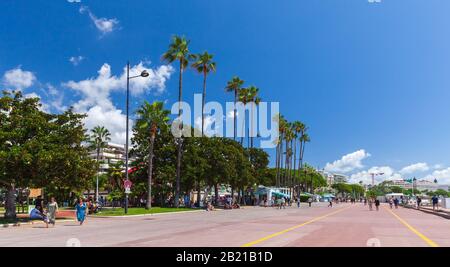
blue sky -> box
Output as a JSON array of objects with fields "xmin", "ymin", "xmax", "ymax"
[{"xmin": 1, "ymin": 0, "xmax": 450, "ymax": 184}]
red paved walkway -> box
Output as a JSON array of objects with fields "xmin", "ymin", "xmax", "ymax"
[{"xmin": 1, "ymin": 203, "xmax": 449, "ymax": 247}]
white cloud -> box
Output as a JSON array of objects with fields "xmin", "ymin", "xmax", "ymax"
[
  {"xmin": 3, "ymin": 67, "xmax": 36, "ymax": 90},
  {"xmin": 69, "ymin": 56, "xmax": 85, "ymax": 66},
  {"xmin": 349, "ymin": 166, "xmax": 399, "ymax": 185},
  {"xmin": 194, "ymin": 116, "xmax": 216, "ymax": 137},
  {"xmin": 399, "ymin": 162, "xmax": 429, "ymax": 175},
  {"xmin": 64, "ymin": 62, "xmax": 173, "ymax": 144},
  {"xmin": 67, "ymin": 0, "xmax": 81, "ymax": 3},
  {"xmin": 433, "ymin": 164, "xmax": 443, "ymax": 170},
  {"xmin": 324, "ymin": 149, "xmax": 371, "ymax": 173},
  {"xmin": 79, "ymin": 6, "xmax": 119, "ymax": 35},
  {"xmin": 422, "ymin": 168, "xmax": 450, "ymax": 185},
  {"xmin": 47, "ymin": 84, "xmax": 58, "ymax": 96}
]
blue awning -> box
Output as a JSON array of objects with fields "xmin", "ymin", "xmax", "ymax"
[{"xmin": 272, "ymin": 191, "xmax": 290, "ymax": 198}]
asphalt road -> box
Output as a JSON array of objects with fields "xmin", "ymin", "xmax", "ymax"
[{"xmin": 1, "ymin": 202, "xmax": 449, "ymax": 247}]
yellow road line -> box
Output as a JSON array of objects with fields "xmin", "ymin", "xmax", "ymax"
[
  {"xmin": 384, "ymin": 207, "xmax": 439, "ymax": 247},
  {"xmin": 241, "ymin": 206, "xmax": 351, "ymax": 247}
]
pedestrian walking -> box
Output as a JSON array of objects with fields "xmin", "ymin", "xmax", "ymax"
[
  {"xmin": 393, "ymin": 198, "xmax": 399, "ymax": 209},
  {"xmin": 35, "ymin": 196, "xmax": 44, "ymax": 214},
  {"xmin": 368, "ymin": 198, "xmax": 373, "ymax": 211},
  {"xmin": 375, "ymin": 199, "xmax": 380, "ymax": 211},
  {"xmin": 364, "ymin": 198, "xmax": 367, "ymax": 205},
  {"xmin": 328, "ymin": 200, "xmax": 333, "ymax": 207},
  {"xmin": 307, "ymin": 197, "xmax": 312, "ymax": 207},
  {"xmin": 296, "ymin": 197, "xmax": 301, "ymax": 208},
  {"xmin": 75, "ymin": 197, "xmax": 87, "ymax": 225},
  {"xmin": 281, "ymin": 197, "xmax": 286, "ymax": 209},
  {"xmin": 46, "ymin": 197, "xmax": 59, "ymax": 228},
  {"xmin": 416, "ymin": 196, "xmax": 422, "ymax": 209},
  {"xmin": 432, "ymin": 195, "xmax": 439, "ymax": 211},
  {"xmin": 389, "ymin": 197, "xmax": 394, "ymax": 209}
]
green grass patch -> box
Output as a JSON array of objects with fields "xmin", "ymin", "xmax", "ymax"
[{"xmin": 93, "ymin": 207, "xmax": 195, "ymax": 216}]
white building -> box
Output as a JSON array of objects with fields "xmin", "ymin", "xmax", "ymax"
[
  {"xmin": 317, "ymin": 170, "xmax": 348, "ymax": 185},
  {"xmin": 89, "ymin": 142, "xmax": 130, "ymax": 173},
  {"xmin": 387, "ymin": 179, "xmax": 449, "ymax": 192}
]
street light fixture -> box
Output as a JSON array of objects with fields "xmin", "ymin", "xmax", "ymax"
[
  {"xmin": 412, "ymin": 177, "xmax": 417, "ymax": 196},
  {"xmin": 124, "ymin": 62, "xmax": 149, "ymax": 214}
]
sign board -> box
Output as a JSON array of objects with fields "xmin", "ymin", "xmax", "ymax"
[
  {"xmin": 29, "ymin": 188, "xmax": 42, "ymax": 198},
  {"xmin": 124, "ymin": 180, "xmax": 132, "ymax": 194},
  {"xmin": 124, "ymin": 180, "xmax": 132, "ymax": 189}
]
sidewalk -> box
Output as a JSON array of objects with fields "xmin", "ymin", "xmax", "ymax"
[{"xmin": 403, "ymin": 204, "xmax": 450, "ymax": 219}]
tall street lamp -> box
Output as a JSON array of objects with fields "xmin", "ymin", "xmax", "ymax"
[
  {"xmin": 124, "ymin": 62, "xmax": 149, "ymax": 214},
  {"xmin": 370, "ymin": 172, "xmax": 384, "ymax": 186},
  {"xmin": 412, "ymin": 177, "xmax": 417, "ymax": 196}
]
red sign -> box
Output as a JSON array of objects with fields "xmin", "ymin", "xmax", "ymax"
[{"xmin": 124, "ymin": 180, "xmax": 133, "ymax": 189}]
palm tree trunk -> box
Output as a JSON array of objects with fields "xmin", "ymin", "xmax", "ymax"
[
  {"xmin": 146, "ymin": 133, "xmax": 155, "ymax": 209},
  {"xmin": 240, "ymin": 101, "xmax": 246, "ymax": 145},
  {"xmin": 250, "ymin": 103, "xmax": 254, "ymax": 148},
  {"xmin": 284, "ymin": 139, "xmax": 289, "ymax": 188},
  {"xmin": 299, "ymin": 135, "xmax": 304, "ymax": 170},
  {"xmin": 201, "ymin": 70, "xmax": 207, "ymax": 137},
  {"xmin": 275, "ymin": 141, "xmax": 280, "ymax": 187},
  {"xmin": 293, "ymin": 139, "xmax": 297, "ymax": 194},
  {"xmin": 234, "ymin": 90, "xmax": 237, "ymax": 140},
  {"xmin": 301, "ymin": 141, "xmax": 306, "ymax": 166},
  {"xmin": 280, "ymin": 137, "xmax": 284, "ymax": 187},
  {"xmin": 96, "ymin": 147, "xmax": 100, "ymax": 202},
  {"xmin": 175, "ymin": 60, "xmax": 183, "ymax": 208}
]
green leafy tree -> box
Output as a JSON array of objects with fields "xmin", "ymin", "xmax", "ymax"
[{"xmin": 0, "ymin": 91, "xmax": 95, "ymax": 219}]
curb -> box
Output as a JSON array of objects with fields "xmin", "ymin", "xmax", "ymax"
[
  {"xmin": 1, "ymin": 219, "xmax": 76, "ymax": 228},
  {"xmin": 92, "ymin": 209, "xmax": 207, "ymax": 218},
  {"xmin": 403, "ymin": 205, "xmax": 450, "ymax": 219}
]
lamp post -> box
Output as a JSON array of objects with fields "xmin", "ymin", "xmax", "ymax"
[
  {"xmin": 124, "ymin": 62, "xmax": 149, "ymax": 214},
  {"xmin": 370, "ymin": 172, "xmax": 384, "ymax": 186},
  {"xmin": 412, "ymin": 177, "xmax": 417, "ymax": 196}
]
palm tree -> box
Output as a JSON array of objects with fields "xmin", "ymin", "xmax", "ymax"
[
  {"xmin": 162, "ymin": 35, "xmax": 192, "ymax": 207},
  {"xmin": 89, "ymin": 126, "xmax": 111, "ymax": 202},
  {"xmin": 136, "ymin": 101, "xmax": 170, "ymax": 209},
  {"xmin": 238, "ymin": 87, "xmax": 250, "ymax": 145},
  {"xmin": 292, "ymin": 121, "xmax": 303, "ymax": 196},
  {"xmin": 300, "ymin": 132, "xmax": 310, "ymax": 170},
  {"xmin": 238, "ymin": 86, "xmax": 259, "ymax": 148},
  {"xmin": 225, "ymin": 76, "xmax": 244, "ymax": 140},
  {"xmin": 284, "ymin": 123, "xmax": 294, "ymax": 190},
  {"xmin": 191, "ymin": 52, "xmax": 216, "ymax": 136},
  {"xmin": 298, "ymin": 123, "xmax": 308, "ymax": 170},
  {"xmin": 276, "ymin": 115, "xmax": 287, "ymax": 187}
]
